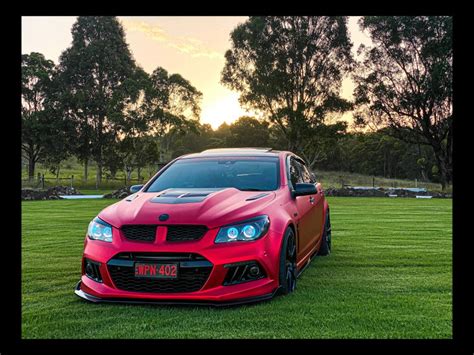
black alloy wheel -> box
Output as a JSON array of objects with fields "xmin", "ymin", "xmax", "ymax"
[
  {"xmin": 279, "ymin": 228, "xmax": 297, "ymax": 295},
  {"xmin": 318, "ymin": 211, "xmax": 332, "ymax": 256}
]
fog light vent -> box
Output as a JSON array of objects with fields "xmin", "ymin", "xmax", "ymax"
[
  {"xmin": 223, "ymin": 261, "xmax": 265, "ymax": 286},
  {"xmin": 84, "ymin": 258, "xmax": 103, "ymax": 283}
]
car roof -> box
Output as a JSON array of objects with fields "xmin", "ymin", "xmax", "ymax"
[{"xmin": 181, "ymin": 148, "xmax": 284, "ymax": 159}]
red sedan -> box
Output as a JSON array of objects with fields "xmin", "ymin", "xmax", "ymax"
[{"xmin": 75, "ymin": 148, "xmax": 332, "ymax": 305}]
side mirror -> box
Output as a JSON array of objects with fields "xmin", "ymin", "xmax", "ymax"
[
  {"xmin": 130, "ymin": 184, "xmax": 144, "ymax": 193},
  {"xmin": 293, "ymin": 183, "xmax": 317, "ymax": 197}
]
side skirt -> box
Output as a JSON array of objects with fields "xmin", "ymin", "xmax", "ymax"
[{"xmin": 296, "ymin": 247, "xmax": 319, "ymax": 278}]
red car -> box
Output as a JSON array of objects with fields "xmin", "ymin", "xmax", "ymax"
[{"xmin": 75, "ymin": 148, "xmax": 332, "ymax": 305}]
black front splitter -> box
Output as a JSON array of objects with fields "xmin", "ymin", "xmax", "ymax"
[{"xmin": 74, "ymin": 281, "xmax": 280, "ymax": 307}]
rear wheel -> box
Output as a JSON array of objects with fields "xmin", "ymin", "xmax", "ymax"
[
  {"xmin": 318, "ymin": 210, "xmax": 332, "ymax": 256},
  {"xmin": 279, "ymin": 228, "xmax": 297, "ymax": 295}
]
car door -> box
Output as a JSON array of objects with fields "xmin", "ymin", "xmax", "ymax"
[
  {"xmin": 288, "ymin": 157, "xmax": 319, "ymax": 260},
  {"xmin": 299, "ymin": 162, "xmax": 324, "ymax": 249}
]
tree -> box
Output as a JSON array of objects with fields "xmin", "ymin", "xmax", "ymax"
[
  {"xmin": 221, "ymin": 16, "xmax": 353, "ymax": 165},
  {"xmin": 227, "ymin": 116, "xmax": 270, "ymax": 147},
  {"xmin": 114, "ymin": 135, "xmax": 160, "ymax": 184},
  {"xmin": 57, "ymin": 16, "xmax": 138, "ymax": 183},
  {"xmin": 147, "ymin": 67, "xmax": 202, "ymax": 131},
  {"xmin": 300, "ymin": 121, "xmax": 348, "ymax": 168},
  {"xmin": 102, "ymin": 66, "xmax": 202, "ymax": 177},
  {"xmin": 21, "ymin": 52, "xmax": 56, "ymax": 180},
  {"xmin": 146, "ymin": 67, "xmax": 202, "ymax": 158},
  {"xmin": 211, "ymin": 122, "xmax": 231, "ymax": 148},
  {"xmin": 133, "ymin": 136, "xmax": 160, "ymax": 180},
  {"xmin": 107, "ymin": 67, "xmax": 154, "ymax": 181},
  {"xmin": 353, "ymin": 16, "xmax": 452, "ymax": 190},
  {"xmin": 171, "ymin": 123, "xmax": 216, "ymax": 158}
]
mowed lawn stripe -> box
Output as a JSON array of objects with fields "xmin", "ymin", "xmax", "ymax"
[{"xmin": 22, "ymin": 197, "xmax": 452, "ymax": 339}]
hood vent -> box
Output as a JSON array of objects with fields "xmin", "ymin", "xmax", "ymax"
[
  {"xmin": 125, "ymin": 193, "xmax": 139, "ymax": 202},
  {"xmin": 150, "ymin": 188, "xmax": 224, "ymax": 204},
  {"xmin": 246, "ymin": 192, "xmax": 270, "ymax": 201}
]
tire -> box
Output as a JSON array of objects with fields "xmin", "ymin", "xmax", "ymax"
[
  {"xmin": 318, "ymin": 210, "xmax": 332, "ymax": 256},
  {"xmin": 278, "ymin": 227, "xmax": 297, "ymax": 295}
]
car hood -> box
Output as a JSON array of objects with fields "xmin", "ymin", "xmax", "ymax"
[{"xmin": 99, "ymin": 188, "xmax": 276, "ymax": 229}]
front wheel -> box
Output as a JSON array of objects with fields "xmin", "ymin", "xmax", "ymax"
[
  {"xmin": 278, "ymin": 228, "xmax": 297, "ymax": 295},
  {"xmin": 318, "ymin": 210, "xmax": 332, "ymax": 256}
]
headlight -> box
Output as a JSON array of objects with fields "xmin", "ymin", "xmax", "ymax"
[
  {"xmin": 215, "ymin": 215, "xmax": 270, "ymax": 243},
  {"xmin": 87, "ymin": 217, "xmax": 113, "ymax": 243}
]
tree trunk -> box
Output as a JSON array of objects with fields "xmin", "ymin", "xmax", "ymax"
[
  {"xmin": 28, "ymin": 154, "xmax": 36, "ymax": 182},
  {"xmin": 421, "ymin": 169, "xmax": 428, "ymax": 182},
  {"xmin": 432, "ymin": 144, "xmax": 449, "ymax": 191},
  {"xmin": 422, "ymin": 118, "xmax": 452, "ymax": 191},
  {"xmin": 97, "ymin": 161, "xmax": 103, "ymax": 186},
  {"xmin": 83, "ymin": 159, "xmax": 88, "ymax": 182},
  {"xmin": 126, "ymin": 166, "xmax": 132, "ymax": 184},
  {"xmin": 56, "ymin": 165, "xmax": 60, "ymax": 185},
  {"xmin": 96, "ymin": 113, "xmax": 104, "ymax": 184},
  {"xmin": 438, "ymin": 158, "xmax": 449, "ymax": 192},
  {"xmin": 383, "ymin": 151, "xmax": 386, "ymax": 177}
]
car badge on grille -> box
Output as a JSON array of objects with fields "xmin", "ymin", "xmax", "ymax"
[{"xmin": 158, "ymin": 214, "xmax": 169, "ymax": 221}]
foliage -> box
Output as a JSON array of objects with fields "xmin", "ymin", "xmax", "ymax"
[
  {"xmin": 226, "ymin": 116, "xmax": 270, "ymax": 148},
  {"xmin": 146, "ymin": 67, "xmax": 202, "ymax": 158},
  {"xmin": 21, "ymin": 16, "xmax": 452, "ymax": 191},
  {"xmin": 222, "ymin": 16, "xmax": 354, "ymax": 165},
  {"xmin": 299, "ymin": 122, "xmax": 348, "ymax": 168},
  {"xmin": 21, "ymin": 52, "xmax": 67, "ymax": 179},
  {"xmin": 56, "ymin": 16, "xmax": 139, "ymax": 182},
  {"xmin": 146, "ymin": 67, "xmax": 202, "ymax": 135},
  {"xmin": 353, "ymin": 16, "xmax": 452, "ymax": 189}
]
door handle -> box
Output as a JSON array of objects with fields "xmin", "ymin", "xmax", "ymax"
[{"xmin": 309, "ymin": 196, "xmax": 315, "ymax": 204}]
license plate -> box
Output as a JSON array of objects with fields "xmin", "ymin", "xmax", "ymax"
[{"xmin": 134, "ymin": 263, "xmax": 178, "ymax": 279}]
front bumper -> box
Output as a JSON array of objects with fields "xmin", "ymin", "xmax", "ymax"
[
  {"xmin": 75, "ymin": 281, "xmax": 280, "ymax": 307},
  {"xmin": 76, "ymin": 226, "xmax": 283, "ymax": 304}
]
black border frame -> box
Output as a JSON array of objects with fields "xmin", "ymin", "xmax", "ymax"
[{"xmin": 6, "ymin": 8, "xmax": 472, "ymax": 355}]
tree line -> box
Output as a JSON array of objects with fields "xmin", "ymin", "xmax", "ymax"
[
  {"xmin": 165, "ymin": 118, "xmax": 439, "ymax": 183},
  {"xmin": 21, "ymin": 16, "xmax": 452, "ymax": 189}
]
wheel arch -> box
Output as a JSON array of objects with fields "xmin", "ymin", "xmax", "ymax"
[
  {"xmin": 286, "ymin": 221, "xmax": 297, "ymax": 238},
  {"xmin": 281, "ymin": 220, "xmax": 297, "ymax": 257},
  {"xmin": 323, "ymin": 198, "xmax": 330, "ymax": 220}
]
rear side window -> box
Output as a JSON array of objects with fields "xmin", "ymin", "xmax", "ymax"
[
  {"xmin": 289, "ymin": 157, "xmax": 304, "ymax": 186},
  {"xmin": 300, "ymin": 163, "xmax": 315, "ymax": 183},
  {"xmin": 289, "ymin": 157, "xmax": 315, "ymax": 186}
]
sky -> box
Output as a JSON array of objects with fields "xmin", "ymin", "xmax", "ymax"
[{"xmin": 21, "ymin": 16, "xmax": 372, "ymax": 129}]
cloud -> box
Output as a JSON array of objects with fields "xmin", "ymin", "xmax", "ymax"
[{"xmin": 121, "ymin": 19, "xmax": 222, "ymax": 60}]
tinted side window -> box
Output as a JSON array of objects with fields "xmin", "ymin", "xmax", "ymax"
[
  {"xmin": 289, "ymin": 158, "xmax": 302, "ymax": 187},
  {"xmin": 289, "ymin": 158, "xmax": 306, "ymax": 187},
  {"xmin": 300, "ymin": 163, "xmax": 315, "ymax": 183}
]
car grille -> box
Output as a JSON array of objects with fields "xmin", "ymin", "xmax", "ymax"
[
  {"xmin": 107, "ymin": 253, "xmax": 213, "ymax": 293},
  {"xmin": 166, "ymin": 225, "xmax": 208, "ymax": 242},
  {"xmin": 121, "ymin": 225, "xmax": 208, "ymax": 242},
  {"xmin": 121, "ymin": 225, "xmax": 157, "ymax": 242}
]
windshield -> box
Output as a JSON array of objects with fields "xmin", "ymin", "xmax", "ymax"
[{"xmin": 146, "ymin": 158, "xmax": 279, "ymax": 192}]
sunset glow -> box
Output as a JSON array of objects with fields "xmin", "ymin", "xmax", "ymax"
[
  {"xmin": 200, "ymin": 91, "xmax": 257, "ymax": 128},
  {"xmin": 22, "ymin": 16, "xmax": 371, "ymax": 129}
]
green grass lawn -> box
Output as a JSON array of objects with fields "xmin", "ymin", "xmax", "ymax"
[
  {"xmin": 21, "ymin": 197, "xmax": 452, "ymax": 339},
  {"xmin": 318, "ymin": 170, "xmax": 451, "ymax": 193}
]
